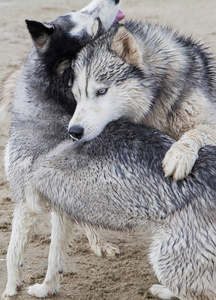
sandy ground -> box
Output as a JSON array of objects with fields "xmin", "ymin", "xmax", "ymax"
[{"xmin": 1, "ymin": 0, "xmax": 216, "ymax": 299}]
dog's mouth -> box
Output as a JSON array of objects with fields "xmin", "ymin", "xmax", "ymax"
[{"xmin": 113, "ymin": 10, "xmax": 125, "ymax": 25}]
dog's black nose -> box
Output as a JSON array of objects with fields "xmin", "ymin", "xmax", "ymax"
[
  {"xmin": 68, "ymin": 125, "xmax": 84, "ymax": 140},
  {"xmin": 114, "ymin": 0, "xmax": 120, "ymax": 3}
]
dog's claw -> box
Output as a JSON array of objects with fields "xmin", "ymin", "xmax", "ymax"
[
  {"xmin": 90, "ymin": 241, "xmax": 120, "ymax": 257},
  {"xmin": 149, "ymin": 284, "xmax": 179, "ymax": 299},
  {"xmin": 2, "ymin": 289, "xmax": 17, "ymax": 299},
  {"xmin": 1, "ymin": 280, "xmax": 23, "ymax": 299}
]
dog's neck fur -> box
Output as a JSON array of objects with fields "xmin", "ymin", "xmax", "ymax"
[{"xmin": 24, "ymin": 48, "xmax": 76, "ymax": 114}]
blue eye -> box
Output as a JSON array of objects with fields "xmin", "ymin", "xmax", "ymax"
[{"xmin": 97, "ymin": 88, "xmax": 108, "ymax": 96}]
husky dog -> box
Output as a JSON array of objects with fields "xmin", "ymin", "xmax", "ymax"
[
  {"xmin": 11, "ymin": 119, "xmax": 216, "ymax": 300},
  {"xmin": 68, "ymin": 21, "xmax": 216, "ymax": 181},
  {"xmin": 2, "ymin": 0, "xmax": 124, "ymax": 298}
]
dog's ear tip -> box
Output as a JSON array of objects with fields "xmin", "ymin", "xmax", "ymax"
[
  {"xmin": 115, "ymin": 24, "xmax": 128, "ymax": 34},
  {"xmin": 111, "ymin": 25, "xmax": 142, "ymax": 66},
  {"xmin": 25, "ymin": 19, "xmax": 55, "ymax": 32},
  {"xmin": 25, "ymin": 20, "xmax": 55, "ymax": 51},
  {"xmin": 25, "ymin": 19, "xmax": 38, "ymax": 26},
  {"xmin": 25, "ymin": 19, "xmax": 34, "ymax": 29},
  {"xmin": 25, "ymin": 19, "xmax": 39, "ymax": 32}
]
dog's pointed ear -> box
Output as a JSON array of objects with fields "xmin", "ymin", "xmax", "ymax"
[
  {"xmin": 25, "ymin": 19, "xmax": 55, "ymax": 51},
  {"xmin": 111, "ymin": 26, "xmax": 142, "ymax": 66}
]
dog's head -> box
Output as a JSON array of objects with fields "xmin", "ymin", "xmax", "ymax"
[
  {"xmin": 25, "ymin": 0, "xmax": 124, "ymax": 113},
  {"xmin": 26, "ymin": 0, "xmax": 123, "ymax": 53},
  {"xmin": 68, "ymin": 25, "xmax": 154, "ymax": 141}
]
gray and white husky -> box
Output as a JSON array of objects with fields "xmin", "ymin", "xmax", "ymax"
[
  {"xmin": 68, "ymin": 21, "xmax": 216, "ymax": 181},
  {"xmin": 11, "ymin": 119, "xmax": 216, "ymax": 300},
  {"xmin": 3, "ymin": 5, "xmax": 216, "ymax": 300},
  {"xmin": 2, "ymin": 0, "xmax": 124, "ymax": 298}
]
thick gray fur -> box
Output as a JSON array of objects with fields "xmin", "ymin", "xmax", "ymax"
[
  {"xmin": 2, "ymin": 0, "xmax": 123, "ymax": 298},
  {"xmin": 69, "ymin": 20, "xmax": 216, "ymax": 181},
  {"xmin": 3, "ymin": 14, "xmax": 216, "ymax": 300},
  {"xmin": 29, "ymin": 120, "xmax": 216, "ymax": 300}
]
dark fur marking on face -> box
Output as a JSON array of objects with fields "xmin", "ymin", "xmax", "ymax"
[{"xmin": 26, "ymin": 14, "xmax": 94, "ymax": 115}]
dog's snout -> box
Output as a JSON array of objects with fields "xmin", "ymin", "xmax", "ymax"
[
  {"xmin": 69, "ymin": 125, "xmax": 84, "ymax": 140},
  {"xmin": 114, "ymin": 0, "xmax": 120, "ymax": 4}
]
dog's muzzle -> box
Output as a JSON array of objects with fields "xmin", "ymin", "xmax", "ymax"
[{"xmin": 68, "ymin": 125, "xmax": 84, "ymax": 140}]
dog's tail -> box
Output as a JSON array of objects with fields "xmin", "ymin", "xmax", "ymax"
[{"xmin": 0, "ymin": 68, "xmax": 21, "ymax": 132}]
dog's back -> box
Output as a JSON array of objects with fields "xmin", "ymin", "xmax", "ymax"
[{"xmin": 30, "ymin": 120, "xmax": 216, "ymax": 299}]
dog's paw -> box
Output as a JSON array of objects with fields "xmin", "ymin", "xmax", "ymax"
[
  {"xmin": 27, "ymin": 283, "xmax": 59, "ymax": 298},
  {"xmin": 2, "ymin": 281, "xmax": 23, "ymax": 298},
  {"xmin": 1, "ymin": 289, "xmax": 17, "ymax": 299},
  {"xmin": 149, "ymin": 284, "xmax": 179, "ymax": 299},
  {"xmin": 84, "ymin": 225, "xmax": 120, "ymax": 257},
  {"xmin": 90, "ymin": 241, "xmax": 120, "ymax": 257},
  {"xmin": 162, "ymin": 141, "xmax": 198, "ymax": 181}
]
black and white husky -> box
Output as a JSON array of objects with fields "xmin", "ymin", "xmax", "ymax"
[
  {"xmin": 6, "ymin": 117, "xmax": 216, "ymax": 300},
  {"xmin": 2, "ymin": 0, "xmax": 124, "ymax": 298},
  {"xmin": 2, "ymin": 1, "xmax": 216, "ymax": 299}
]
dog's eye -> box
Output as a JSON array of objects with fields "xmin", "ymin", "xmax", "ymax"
[{"xmin": 97, "ymin": 88, "xmax": 108, "ymax": 96}]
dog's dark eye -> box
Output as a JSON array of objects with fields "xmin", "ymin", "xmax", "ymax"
[{"xmin": 97, "ymin": 88, "xmax": 108, "ymax": 96}]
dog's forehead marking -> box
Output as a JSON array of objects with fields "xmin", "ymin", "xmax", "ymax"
[
  {"xmin": 73, "ymin": 67, "xmax": 88, "ymax": 101},
  {"xmin": 74, "ymin": 66, "xmax": 105, "ymax": 102},
  {"xmin": 66, "ymin": 11, "xmax": 94, "ymax": 37}
]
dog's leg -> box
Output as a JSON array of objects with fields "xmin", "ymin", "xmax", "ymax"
[
  {"xmin": 84, "ymin": 224, "xmax": 120, "ymax": 257},
  {"xmin": 149, "ymin": 284, "xmax": 180, "ymax": 300},
  {"xmin": 163, "ymin": 125, "xmax": 216, "ymax": 180},
  {"xmin": 2, "ymin": 202, "xmax": 39, "ymax": 298},
  {"xmin": 27, "ymin": 210, "xmax": 72, "ymax": 298}
]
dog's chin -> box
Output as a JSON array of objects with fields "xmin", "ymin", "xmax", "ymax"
[
  {"xmin": 69, "ymin": 135, "xmax": 85, "ymax": 143},
  {"xmin": 69, "ymin": 134, "xmax": 92, "ymax": 143}
]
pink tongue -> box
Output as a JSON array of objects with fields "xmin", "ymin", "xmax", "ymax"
[{"xmin": 113, "ymin": 10, "xmax": 125, "ymax": 25}]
